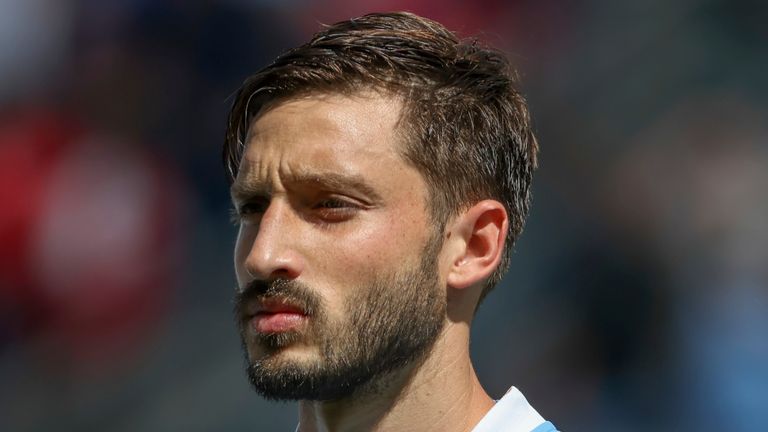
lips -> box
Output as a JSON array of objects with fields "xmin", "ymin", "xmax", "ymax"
[{"xmin": 245, "ymin": 298, "xmax": 309, "ymax": 333}]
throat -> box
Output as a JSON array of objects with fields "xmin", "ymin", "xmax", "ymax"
[
  {"xmin": 296, "ymin": 343, "xmax": 491, "ymax": 432},
  {"xmin": 298, "ymin": 360, "xmax": 420, "ymax": 432}
]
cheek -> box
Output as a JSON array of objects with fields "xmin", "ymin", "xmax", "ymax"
[{"xmin": 311, "ymin": 212, "xmax": 427, "ymax": 287}]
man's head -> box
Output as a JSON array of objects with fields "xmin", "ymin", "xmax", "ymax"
[
  {"xmin": 225, "ymin": 12, "xmax": 538, "ymax": 296},
  {"xmin": 225, "ymin": 12, "xmax": 537, "ymax": 401}
]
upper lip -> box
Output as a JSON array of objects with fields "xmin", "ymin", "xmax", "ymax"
[{"xmin": 245, "ymin": 297, "xmax": 307, "ymax": 318}]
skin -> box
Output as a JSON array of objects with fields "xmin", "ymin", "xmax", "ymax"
[{"xmin": 231, "ymin": 91, "xmax": 508, "ymax": 432}]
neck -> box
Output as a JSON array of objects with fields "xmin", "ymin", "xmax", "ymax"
[{"xmin": 297, "ymin": 321, "xmax": 494, "ymax": 432}]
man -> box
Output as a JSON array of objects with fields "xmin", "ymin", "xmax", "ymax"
[{"xmin": 224, "ymin": 11, "xmax": 557, "ymax": 432}]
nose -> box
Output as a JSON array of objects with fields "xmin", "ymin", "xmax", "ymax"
[{"xmin": 237, "ymin": 199, "xmax": 306, "ymax": 283}]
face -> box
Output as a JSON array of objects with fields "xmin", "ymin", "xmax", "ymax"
[{"xmin": 231, "ymin": 92, "xmax": 447, "ymax": 401}]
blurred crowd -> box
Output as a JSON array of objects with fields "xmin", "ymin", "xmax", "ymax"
[{"xmin": 1, "ymin": 1, "xmax": 766, "ymax": 431}]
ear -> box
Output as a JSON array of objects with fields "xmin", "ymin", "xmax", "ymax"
[{"xmin": 445, "ymin": 200, "xmax": 508, "ymax": 290}]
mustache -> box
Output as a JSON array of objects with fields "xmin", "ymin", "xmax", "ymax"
[{"xmin": 234, "ymin": 279, "xmax": 321, "ymax": 318}]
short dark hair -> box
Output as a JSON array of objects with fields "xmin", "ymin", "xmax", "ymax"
[{"xmin": 224, "ymin": 11, "xmax": 538, "ymax": 300}]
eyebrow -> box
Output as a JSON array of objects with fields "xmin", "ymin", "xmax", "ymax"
[
  {"xmin": 230, "ymin": 171, "xmax": 383, "ymax": 204},
  {"xmin": 230, "ymin": 181, "xmax": 269, "ymax": 204}
]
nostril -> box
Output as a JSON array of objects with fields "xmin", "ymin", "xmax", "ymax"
[
  {"xmin": 267, "ymin": 253, "xmax": 304, "ymax": 280},
  {"xmin": 269, "ymin": 268, "xmax": 296, "ymax": 281}
]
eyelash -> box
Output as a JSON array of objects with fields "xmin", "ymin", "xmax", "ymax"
[
  {"xmin": 312, "ymin": 198, "xmax": 360, "ymax": 223},
  {"xmin": 316, "ymin": 198, "xmax": 353, "ymax": 209},
  {"xmin": 230, "ymin": 198, "xmax": 359, "ymax": 225}
]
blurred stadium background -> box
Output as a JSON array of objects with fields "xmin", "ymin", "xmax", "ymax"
[{"xmin": 1, "ymin": 0, "xmax": 766, "ymax": 431}]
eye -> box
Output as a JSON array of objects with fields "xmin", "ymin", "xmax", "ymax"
[
  {"xmin": 312, "ymin": 197, "xmax": 359, "ymax": 222},
  {"xmin": 317, "ymin": 198, "xmax": 354, "ymax": 209},
  {"xmin": 230, "ymin": 199, "xmax": 269, "ymax": 224}
]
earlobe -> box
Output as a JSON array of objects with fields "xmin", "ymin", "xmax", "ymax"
[{"xmin": 445, "ymin": 200, "xmax": 508, "ymax": 290}]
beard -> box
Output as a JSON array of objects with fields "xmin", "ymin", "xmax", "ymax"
[{"xmin": 234, "ymin": 236, "xmax": 446, "ymax": 401}]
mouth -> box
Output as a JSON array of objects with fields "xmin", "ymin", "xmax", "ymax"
[{"xmin": 244, "ymin": 297, "xmax": 309, "ymax": 334}]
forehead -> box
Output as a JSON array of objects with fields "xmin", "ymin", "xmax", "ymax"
[{"xmin": 234, "ymin": 92, "xmax": 414, "ymax": 191}]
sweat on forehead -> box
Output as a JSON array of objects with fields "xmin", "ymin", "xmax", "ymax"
[
  {"xmin": 240, "ymin": 92, "xmax": 404, "ymax": 166},
  {"xmin": 229, "ymin": 92, "xmax": 415, "ymax": 213}
]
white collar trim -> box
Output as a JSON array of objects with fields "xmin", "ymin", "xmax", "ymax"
[{"xmin": 471, "ymin": 386, "xmax": 545, "ymax": 432}]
